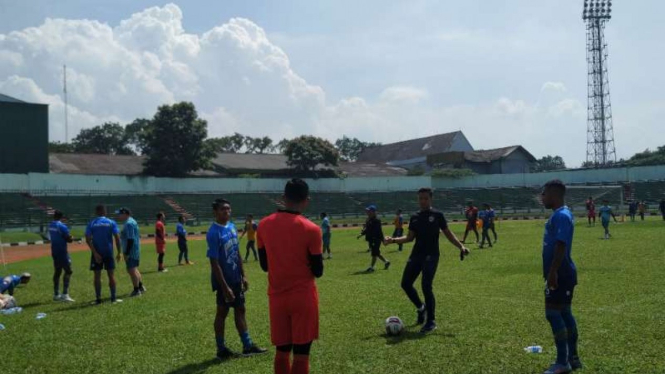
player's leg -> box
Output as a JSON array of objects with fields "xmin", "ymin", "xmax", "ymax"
[
  {"xmin": 106, "ymin": 268, "xmax": 120, "ymax": 303},
  {"xmin": 292, "ymin": 342, "xmax": 313, "ymax": 374},
  {"xmin": 250, "ymin": 241, "xmax": 258, "ymax": 261},
  {"xmin": 462, "ymin": 226, "xmax": 469, "ymax": 243},
  {"xmin": 184, "ymin": 242, "xmax": 192, "ymax": 264},
  {"xmin": 473, "ymin": 227, "xmax": 479, "ymax": 243},
  {"xmin": 486, "ymin": 228, "xmax": 493, "ymax": 247},
  {"xmin": 275, "ymin": 344, "xmax": 293, "ymax": 374},
  {"xmin": 491, "ymin": 224, "xmax": 498, "ymax": 242},
  {"xmin": 244, "ymin": 241, "xmax": 251, "ymax": 262},
  {"xmin": 61, "ymin": 264, "xmax": 74, "ymax": 301},
  {"xmin": 401, "ymin": 258, "xmax": 426, "ymax": 323},
  {"xmin": 234, "ymin": 305, "xmax": 266, "ymax": 355},
  {"xmin": 561, "ymin": 303, "xmax": 581, "ymax": 369},
  {"xmin": 178, "ymin": 242, "xmax": 185, "ymax": 265},
  {"xmin": 420, "ymin": 255, "xmax": 439, "ymax": 333},
  {"xmin": 214, "ymin": 303, "xmax": 232, "ymax": 358},
  {"xmin": 93, "ymin": 269, "xmax": 103, "ymax": 303},
  {"xmin": 53, "ymin": 266, "xmax": 63, "ymax": 300}
]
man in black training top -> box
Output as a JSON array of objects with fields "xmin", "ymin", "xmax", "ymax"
[
  {"xmin": 360, "ymin": 205, "xmax": 390, "ymax": 273},
  {"xmin": 387, "ymin": 188, "xmax": 469, "ymax": 334}
]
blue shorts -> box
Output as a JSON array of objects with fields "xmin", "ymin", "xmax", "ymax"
[
  {"xmin": 602, "ymin": 220, "xmax": 610, "ymax": 228},
  {"xmin": 322, "ymin": 234, "xmax": 331, "ymax": 247},
  {"xmin": 52, "ymin": 255, "xmax": 72, "ymax": 270},
  {"xmin": 126, "ymin": 258, "xmax": 140, "ymax": 270},
  {"xmin": 216, "ymin": 283, "xmax": 245, "ymax": 308},
  {"xmin": 545, "ymin": 281, "xmax": 575, "ymax": 305},
  {"xmin": 90, "ymin": 255, "xmax": 116, "ymax": 271}
]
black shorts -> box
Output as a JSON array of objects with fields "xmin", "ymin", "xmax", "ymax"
[
  {"xmin": 545, "ymin": 282, "xmax": 575, "ymax": 305},
  {"xmin": 370, "ymin": 241, "xmax": 382, "ymax": 257},
  {"xmin": 216, "ymin": 283, "xmax": 245, "ymax": 308},
  {"xmin": 392, "ymin": 228, "xmax": 403, "ymax": 238},
  {"xmin": 90, "ymin": 255, "xmax": 116, "ymax": 271},
  {"xmin": 53, "ymin": 255, "xmax": 72, "ymax": 272},
  {"xmin": 177, "ymin": 240, "xmax": 188, "ymax": 252}
]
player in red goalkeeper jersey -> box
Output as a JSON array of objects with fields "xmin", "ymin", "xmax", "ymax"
[{"xmin": 257, "ymin": 178, "xmax": 324, "ymax": 374}]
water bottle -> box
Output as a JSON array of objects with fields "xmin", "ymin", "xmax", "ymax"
[
  {"xmin": 524, "ymin": 345, "xmax": 543, "ymax": 353},
  {"xmin": 0, "ymin": 323, "xmax": 5, "ymax": 330},
  {"xmin": 36, "ymin": 312, "xmax": 47, "ymax": 320}
]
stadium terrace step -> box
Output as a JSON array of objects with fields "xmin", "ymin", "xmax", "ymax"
[{"xmin": 162, "ymin": 196, "xmax": 196, "ymax": 221}]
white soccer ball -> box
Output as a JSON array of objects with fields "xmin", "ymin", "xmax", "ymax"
[{"xmin": 385, "ymin": 316, "xmax": 404, "ymax": 336}]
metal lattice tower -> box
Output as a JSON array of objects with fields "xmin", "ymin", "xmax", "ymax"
[{"xmin": 583, "ymin": 0, "xmax": 616, "ymax": 166}]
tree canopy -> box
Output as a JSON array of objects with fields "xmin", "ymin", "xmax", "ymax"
[
  {"xmin": 283, "ymin": 136, "xmax": 339, "ymax": 172},
  {"xmin": 71, "ymin": 122, "xmax": 135, "ymax": 155},
  {"xmin": 334, "ymin": 136, "xmax": 381, "ymax": 162},
  {"xmin": 533, "ymin": 155, "xmax": 566, "ymax": 172}
]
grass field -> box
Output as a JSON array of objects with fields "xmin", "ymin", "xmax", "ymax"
[{"xmin": 1, "ymin": 219, "xmax": 663, "ymax": 374}]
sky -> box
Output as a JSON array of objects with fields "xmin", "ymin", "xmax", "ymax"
[{"xmin": 0, "ymin": 0, "xmax": 663, "ymax": 167}]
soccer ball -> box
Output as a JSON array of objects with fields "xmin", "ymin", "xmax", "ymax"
[{"xmin": 385, "ymin": 316, "xmax": 404, "ymax": 336}]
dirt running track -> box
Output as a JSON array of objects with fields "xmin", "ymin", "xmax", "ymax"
[{"xmin": 1, "ymin": 235, "xmax": 207, "ymax": 265}]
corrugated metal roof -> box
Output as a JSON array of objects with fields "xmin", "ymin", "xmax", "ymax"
[
  {"xmin": 357, "ymin": 131, "xmax": 464, "ymax": 163},
  {"xmin": 49, "ymin": 153, "xmax": 220, "ymax": 176},
  {"xmin": 463, "ymin": 146, "xmax": 536, "ymax": 163}
]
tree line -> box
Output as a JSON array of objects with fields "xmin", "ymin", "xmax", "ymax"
[{"xmin": 48, "ymin": 102, "xmax": 380, "ymax": 177}]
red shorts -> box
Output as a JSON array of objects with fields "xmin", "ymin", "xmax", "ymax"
[
  {"xmin": 269, "ymin": 288, "xmax": 319, "ymax": 346},
  {"xmin": 156, "ymin": 243, "xmax": 166, "ymax": 254},
  {"xmin": 588, "ymin": 211, "xmax": 596, "ymax": 218}
]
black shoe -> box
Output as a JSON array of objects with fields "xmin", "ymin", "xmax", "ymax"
[
  {"xmin": 417, "ymin": 307, "xmax": 427, "ymax": 325},
  {"xmin": 420, "ymin": 321, "xmax": 437, "ymax": 334},
  {"xmin": 130, "ymin": 289, "xmax": 142, "ymax": 297},
  {"xmin": 242, "ymin": 345, "xmax": 268, "ymax": 357},
  {"xmin": 384, "ymin": 261, "xmax": 391, "ymax": 270},
  {"xmin": 92, "ymin": 299, "xmax": 102, "ymax": 305},
  {"xmin": 139, "ymin": 285, "xmax": 147, "ymax": 293},
  {"xmin": 216, "ymin": 348, "xmax": 237, "ymax": 361}
]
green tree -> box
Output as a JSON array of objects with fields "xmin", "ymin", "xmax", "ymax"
[
  {"xmin": 48, "ymin": 141, "xmax": 75, "ymax": 153},
  {"xmin": 275, "ymin": 138, "xmax": 290, "ymax": 154},
  {"xmin": 533, "ymin": 155, "xmax": 566, "ymax": 172},
  {"xmin": 124, "ymin": 118, "xmax": 150, "ymax": 155},
  {"xmin": 626, "ymin": 146, "xmax": 665, "ymax": 166},
  {"xmin": 334, "ymin": 136, "xmax": 381, "ymax": 162},
  {"xmin": 244, "ymin": 136, "xmax": 274, "ymax": 154},
  {"xmin": 284, "ymin": 136, "xmax": 339, "ymax": 172},
  {"xmin": 206, "ymin": 133, "xmax": 245, "ymax": 153},
  {"xmin": 142, "ymin": 102, "xmax": 214, "ymax": 177},
  {"xmin": 72, "ymin": 122, "xmax": 135, "ymax": 155}
]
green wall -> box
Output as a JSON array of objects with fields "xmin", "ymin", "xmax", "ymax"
[{"xmin": 0, "ymin": 101, "xmax": 49, "ymax": 173}]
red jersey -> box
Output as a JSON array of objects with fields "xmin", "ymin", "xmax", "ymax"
[
  {"xmin": 586, "ymin": 200, "xmax": 595, "ymax": 213},
  {"xmin": 155, "ymin": 221, "xmax": 166, "ymax": 245},
  {"xmin": 257, "ymin": 211, "xmax": 322, "ymax": 296},
  {"xmin": 465, "ymin": 206, "xmax": 479, "ymax": 222}
]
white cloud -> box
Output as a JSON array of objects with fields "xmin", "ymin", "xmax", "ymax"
[{"xmin": 0, "ymin": 3, "xmax": 591, "ymax": 165}]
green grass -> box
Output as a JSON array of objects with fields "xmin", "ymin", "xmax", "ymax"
[
  {"xmin": 0, "ymin": 231, "xmax": 44, "ymax": 243},
  {"xmin": 1, "ymin": 219, "xmax": 663, "ymax": 373}
]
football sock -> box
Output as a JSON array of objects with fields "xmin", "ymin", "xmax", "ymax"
[
  {"xmin": 216, "ymin": 336, "xmax": 226, "ymax": 352},
  {"xmin": 240, "ymin": 331, "xmax": 253, "ymax": 349},
  {"xmin": 139, "ymin": 281, "xmax": 143, "ymax": 288},
  {"xmin": 546, "ymin": 308, "xmax": 569, "ymax": 365},
  {"xmin": 95, "ymin": 283, "xmax": 102, "ymax": 300},
  {"xmin": 110, "ymin": 285, "xmax": 117, "ymax": 301},
  {"xmin": 53, "ymin": 280, "xmax": 59, "ymax": 296},
  {"xmin": 561, "ymin": 305, "xmax": 579, "ymax": 358},
  {"xmin": 274, "ymin": 350, "xmax": 291, "ymax": 374},
  {"xmin": 63, "ymin": 275, "xmax": 70, "ymax": 295},
  {"xmin": 291, "ymin": 355, "xmax": 309, "ymax": 374}
]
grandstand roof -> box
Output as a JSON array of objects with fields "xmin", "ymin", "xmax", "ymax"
[
  {"xmin": 338, "ymin": 162, "xmax": 408, "ymax": 177},
  {"xmin": 0, "ymin": 93, "xmax": 27, "ymax": 103},
  {"xmin": 356, "ymin": 131, "xmax": 469, "ymax": 164},
  {"xmin": 212, "ymin": 153, "xmax": 291, "ymax": 173},
  {"xmin": 464, "ymin": 146, "xmax": 536, "ymax": 163},
  {"xmin": 49, "ymin": 153, "xmax": 220, "ymax": 176}
]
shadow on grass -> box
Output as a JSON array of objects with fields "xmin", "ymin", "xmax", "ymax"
[
  {"xmin": 17, "ymin": 301, "xmax": 51, "ymax": 309},
  {"xmin": 165, "ymin": 358, "xmax": 221, "ymax": 374},
  {"xmin": 350, "ymin": 270, "xmax": 374, "ymax": 276},
  {"xmin": 383, "ymin": 329, "xmax": 457, "ymax": 345}
]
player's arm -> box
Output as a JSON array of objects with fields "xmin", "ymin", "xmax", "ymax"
[
  {"xmin": 239, "ymin": 224, "xmax": 247, "ymax": 239},
  {"xmin": 85, "ymin": 226, "xmax": 102, "ymax": 263},
  {"xmin": 547, "ymin": 241, "xmax": 566, "ymax": 290},
  {"xmin": 257, "ymin": 229, "xmax": 268, "ymax": 272},
  {"xmin": 114, "ymin": 233, "xmax": 123, "ymax": 261},
  {"xmin": 238, "ymin": 250, "xmax": 249, "ymax": 291},
  {"xmin": 390, "ymin": 229, "xmax": 415, "ymax": 244},
  {"xmin": 210, "ymin": 258, "xmax": 234, "ymax": 301},
  {"xmin": 309, "ymin": 227, "xmax": 324, "ymax": 278}
]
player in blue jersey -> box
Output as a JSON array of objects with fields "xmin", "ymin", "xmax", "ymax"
[
  {"xmin": 116, "ymin": 208, "xmax": 146, "ymax": 297},
  {"xmin": 478, "ymin": 204, "xmax": 494, "ymax": 249},
  {"xmin": 86, "ymin": 204, "xmax": 123, "ymax": 304},
  {"xmin": 176, "ymin": 215, "xmax": 193, "ymax": 265},
  {"xmin": 49, "ymin": 210, "xmax": 75, "ymax": 302},
  {"xmin": 540, "ymin": 180, "xmax": 582, "ymax": 374},
  {"xmin": 207, "ymin": 198, "xmax": 267, "ymax": 361},
  {"xmin": 0, "ymin": 273, "xmax": 31, "ymax": 295},
  {"xmin": 320, "ymin": 212, "xmax": 332, "ymax": 259},
  {"xmin": 598, "ymin": 200, "xmax": 618, "ymax": 240}
]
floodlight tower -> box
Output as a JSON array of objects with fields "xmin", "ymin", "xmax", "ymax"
[{"xmin": 582, "ymin": 0, "xmax": 616, "ymax": 166}]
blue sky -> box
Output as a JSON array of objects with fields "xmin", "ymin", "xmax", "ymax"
[{"xmin": 0, "ymin": 0, "xmax": 662, "ymax": 166}]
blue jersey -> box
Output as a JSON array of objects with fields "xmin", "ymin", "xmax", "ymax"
[
  {"xmin": 121, "ymin": 217, "xmax": 141, "ymax": 260},
  {"xmin": 479, "ymin": 210, "xmax": 494, "ymax": 228},
  {"xmin": 176, "ymin": 223, "xmax": 187, "ymax": 241},
  {"xmin": 49, "ymin": 220, "xmax": 71, "ymax": 258},
  {"xmin": 1, "ymin": 275, "xmax": 21, "ymax": 294},
  {"xmin": 599, "ymin": 206, "xmax": 613, "ymax": 222},
  {"xmin": 543, "ymin": 206, "xmax": 577, "ymax": 285},
  {"xmin": 85, "ymin": 217, "xmax": 119, "ymax": 257},
  {"xmin": 321, "ymin": 217, "xmax": 331, "ymax": 236},
  {"xmin": 206, "ymin": 221, "xmax": 242, "ymax": 288}
]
